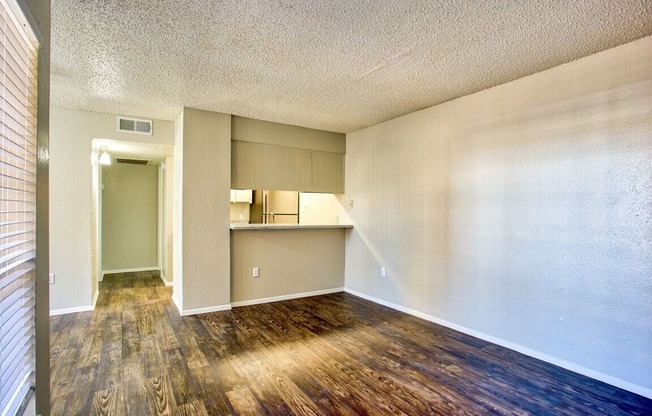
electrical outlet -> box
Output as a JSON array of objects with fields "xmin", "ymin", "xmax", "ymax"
[
  {"xmin": 49, "ymin": 273, "xmax": 55, "ymax": 284},
  {"xmin": 239, "ymin": 213, "xmax": 244, "ymax": 220},
  {"xmin": 381, "ymin": 267, "xmax": 386, "ymax": 277},
  {"xmin": 252, "ymin": 267, "xmax": 259, "ymax": 278}
]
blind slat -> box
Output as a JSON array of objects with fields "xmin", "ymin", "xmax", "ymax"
[
  {"xmin": 0, "ymin": 247, "xmax": 32, "ymax": 265},
  {"xmin": 0, "ymin": 354, "xmax": 31, "ymax": 398},
  {"xmin": 1, "ymin": 298, "xmax": 33, "ymax": 332},
  {"xmin": 0, "ymin": 267, "xmax": 31, "ymax": 291},
  {"xmin": 0, "ymin": 320, "xmax": 32, "ymax": 367},
  {"xmin": 0, "ymin": 2, "xmax": 39, "ymax": 415}
]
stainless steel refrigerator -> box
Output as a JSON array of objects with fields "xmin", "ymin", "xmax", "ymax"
[{"xmin": 254, "ymin": 190, "xmax": 299, "ymax": 224}]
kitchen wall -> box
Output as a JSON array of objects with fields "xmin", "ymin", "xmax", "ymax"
[
  {"xmin": 102, "ymin": 163, "xmax": 158, "ymax": 272},
  {"xmin": 229, "ymin": 203, "xmax": 250, "ymax": 223},
  {"xmin": 344, "ymin": 36, "xmax": 652, "ymax": 396},
  {"xmin": 299, "ymin": 193, "xmax": 347, "ymax": 225},
  {"xmin": 49, "ymin": 107, "xmax": 174, "ymax": 313}
]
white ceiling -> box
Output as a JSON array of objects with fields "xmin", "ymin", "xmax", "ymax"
[{"xmin": 51, "ymin": 0, "xmax": 652, "ymax": 133}]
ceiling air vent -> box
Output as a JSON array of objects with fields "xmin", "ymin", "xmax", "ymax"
[
  {"xmin": 117, "ymin": 116, "xmax": 152, "ymax": 135},
  {"xmin": 116, "ymin": 158, "xmax": 150, "ymax": 165}
]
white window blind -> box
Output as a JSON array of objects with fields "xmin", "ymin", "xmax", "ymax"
[{"xmin": 0, "ymin": 0, "xmax": 38, "ymax": 414}]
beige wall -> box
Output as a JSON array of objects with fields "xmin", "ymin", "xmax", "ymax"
[
  {"xmin": 49, "ymin": 107, "xmax": 174, "ymax": 312},
  {"xmin": 345, "ymin": 36, "xmax": 652, "ymax": 396},
  {"xmin": 101, "ymin": 163, "xmax": 158, "ymax": 271},
  {"xmin": 231, "ymin": 229, "xmax": 345, "ymax": 304},
  {"xmin": 161, "ymin": 155, "xmax": 174, "ymax": 283},
  {"xmin": 174, "ymin": 108, "xmax": 231, "ymax": 314},
  {"xmin": 173, "ymin": 111, "xmax": 184, "ymax": 308}
]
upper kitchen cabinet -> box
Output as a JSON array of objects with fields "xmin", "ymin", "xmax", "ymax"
[
  {"xmin": 263, "ymin": 144, "xmax": 312, "ymax": 191},
  {"xmin": 231, "ymin": 116, "xmax": 345, "ymax": 193},
  {"xmin": 230, "ymin": 189, "xmax": 253, "ymax": 203},
  {"xmin": 231, "ymin": 140, "xmax": 259, "ymax": 189},
  {"xmin": 311, "ymin": 151, "xmax": 344, "ymax": 193},
  {"xmin": 231, "ymin": 141, "xmax": 344, "ymax": 193},
  {"xmin": 232, "ymin": 141, "xmax": 312, "ymax": 191}
]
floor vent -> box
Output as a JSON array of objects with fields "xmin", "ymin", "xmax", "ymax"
[
  {"xmin": 116, "ymin": 158, "xmax": 150, "ymax": 165},
  {"xmin": 118, "ymin": 116, "xmax": 152, "ymax": 135}
]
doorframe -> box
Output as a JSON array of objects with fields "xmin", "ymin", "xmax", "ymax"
[{"xmin": 91, "ymin": 138, "xmax": 172, "ymax": 287}]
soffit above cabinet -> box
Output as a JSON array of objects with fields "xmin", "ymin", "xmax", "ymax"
[{"xmin": 232, "ymin": 116, "xmax": 345, "ymax": 154}]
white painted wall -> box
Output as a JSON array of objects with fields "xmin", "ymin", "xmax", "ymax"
[
  {"xmin": 49, "ymin": 107, "xmax": 174, "ymax": 312},
  {"xmin": 344, "ymin": 36, "xmax": 652, "ymax": 396},
  {"xmin": 102, "ymin": 163, "xmax": 159, "ymax": 271}
]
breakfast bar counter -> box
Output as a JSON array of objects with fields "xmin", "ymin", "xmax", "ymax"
[{"xmin": 230, "ymin": 223, "xmax": 353, "ymax": 230}]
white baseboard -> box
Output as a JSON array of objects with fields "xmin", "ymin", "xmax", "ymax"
[
  {"xmin": 343, "ymin": 288, "xmax": 652, "ymax": 400},
  {"xmin": 159, "ymin": 272, "xmax": 173, "ymax": 287},
  {"xmin": 180, "ymin": 304, "xmax": 231, "ymax": 316},
  {"xmin": 102, "ymin": 267, "xmax": 160, "ymax": 277},
  {"xmin": 171, "ymin": 293, "xmax": 182, "ymax": 315},
  {"xmin": 231, "ymin": 287, "xmax": 344, "ymax": 308},
  {"xmin": 50, "ymin": 289, "xmax": 100, "ymax": 316},
  {"xmin": 50, "ymin": 304, "xmax": 94, "ymax": 316}
]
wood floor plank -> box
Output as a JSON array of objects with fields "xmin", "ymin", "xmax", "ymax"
[
  {"xmin": 187, "ymin": 365, "xmax": 237, "ymax": 415},
  {"xmin": 51, "ymin": 272, "xmax": 652, "ymax": 415},
  {"xmin": 61, "ymin": 365, "xmax": 96, "ymax": 416},
  {"xmin": 225, "ymin": 386, "xmax": 267, "ymax": 415},
  {"xmin": 172, "ymin": 400, "xmax": 209, "ymax": 416},
  {"xmin": 91, "ymin": 387, "xmax": 122, "ymax": 416},
  {"xmin": 144, "ymin": 374, "xmax": 176, "ymax": 416},
  {"xmin": 122, "ymin": 357, "xmax": 150, "ymax": 415},
  {"xmin": 162, "ymin": 347, "xmax": 199, "ymax": 406}
]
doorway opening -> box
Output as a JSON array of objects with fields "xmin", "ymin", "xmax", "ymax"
[{"xmin": 91, "ymin": 139, "xmax": 174, "ymax": 291}]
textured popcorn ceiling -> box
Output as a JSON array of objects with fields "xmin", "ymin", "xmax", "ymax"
[{"xmin": 51, "ymin": 0, "xmax": 652, "ymax": 133}]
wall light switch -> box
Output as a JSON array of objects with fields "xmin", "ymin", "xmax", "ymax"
[
  {"xmin": 49, "ymin": 273, "xmax": 55, "ymax": 284},
  {"xmin": 348, "ymin": 199, "xmax": 354, "ymax": 208},
  {"xmin": 381, "ymin": 267, "xmax": 386, "ymax": 277},
  {"xmin": 253, "ymin": 267, "xmax": 259, "ymax": 278}
]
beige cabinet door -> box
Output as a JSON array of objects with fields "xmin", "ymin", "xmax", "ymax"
[
  {"xmin": 231, "ymin": 140, "xmax": 260, "ymax": 189},
  {"xmin": 234, "ymin": 189, "xmax": 252, "ymax": 203},
  {"xmin": 311, "ymin": 151, "xmax": 344, "ymax": 193},
  {"xmin": 232, "ymin": 140, "xmax": 344, "ymax": 193},
  {"xmin": 286, "ymin": 147, "xmax": 312, "ymax": 191}
]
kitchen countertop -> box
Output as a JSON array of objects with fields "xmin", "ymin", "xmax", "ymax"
[{"xmin": 230, "ymin": 223, "xmax": 353, "ymax": 230}]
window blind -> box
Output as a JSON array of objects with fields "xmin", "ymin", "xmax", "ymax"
[{"xmin": 0, "ymin": 0, "xmax": 38, "ymax": 414}]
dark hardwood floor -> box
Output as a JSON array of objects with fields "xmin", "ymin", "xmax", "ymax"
[{"xmin": 50, "ymin": 271, "xmax": 652, "ymax": 415}]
